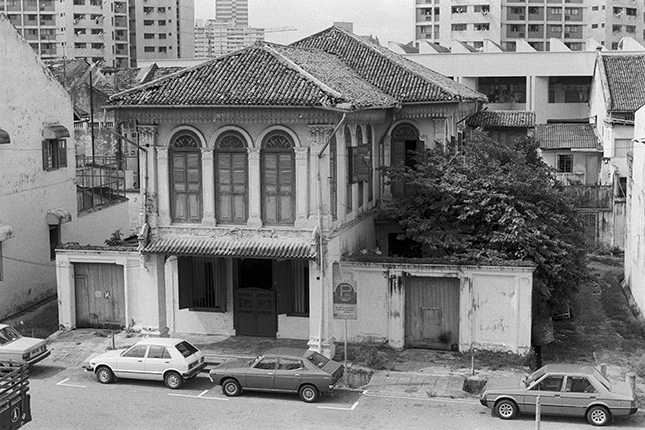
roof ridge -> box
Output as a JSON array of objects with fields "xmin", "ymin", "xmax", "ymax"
[{"xmin": 263, "ymin": 44, "xmax": 346, "ymax": 102}]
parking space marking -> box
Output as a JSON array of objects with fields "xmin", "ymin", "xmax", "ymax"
[
  {"xmin": 317, "ymin": 400, "xmax": 359, "ymax": 411},
  {"xmin": 168, "ymin": 389, "xmax": 228, "ymax": 401},
  {"xmin": 56, "ymin": 378, "xmax": 86, "ymax": 388}
]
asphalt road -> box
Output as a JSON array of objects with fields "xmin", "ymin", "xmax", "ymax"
[{"xmin": 22, "ymin": 364, "xmax": 645, "ymax": 430}]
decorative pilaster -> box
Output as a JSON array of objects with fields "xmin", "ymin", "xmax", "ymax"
[
  {"xmin": 201, "ymin": 148, "xmax": 216, "ymax": 226},
  {"xmin": 247, "ymin": 148, "xmax": 262, "ymax": 228},
  {"xmin": 381, "ymin": 135, "xmax": 392, "ymax": 201},
  {"xmin": 432, "ymin": 118, "xmax": 447, "ymax": 146},
  {"xmin": 137, "ymin": 125, "xmax": 159, "ymax": 231},
  {"xmin": 156, "ymin": 147, "xmax": 171, "ymax": 227},
  {"xmin": 294, "ymin": 147, "xmax": 310, "ymax": 228}
]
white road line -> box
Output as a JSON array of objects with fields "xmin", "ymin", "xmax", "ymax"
[
  {"xmin": 55, "ymin": 378, "xmax": 86, "ymax": 388},
  {"xmin": 167, "ymin": 392, "xmax": 228, "ymax": 401},
  {"xmin": 363, "ymin": 391, "xmax": 476, "ymax": 405},
  {"xmin": 317, "ymin": 400, "xmax": 359, "ymax": 411}
]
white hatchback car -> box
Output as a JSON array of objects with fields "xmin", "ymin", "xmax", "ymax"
[
  {"xmin": 85, "ymin": 338, "xmax": 206, "ymax": 389},
  {"xmin": 0, "ymin": 323, "xmax": 50, "ymax": 366}
]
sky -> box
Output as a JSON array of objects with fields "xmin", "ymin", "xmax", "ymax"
[{"xmin": 194, "ymin": 0, "xmax": 414, "ymax": 46}]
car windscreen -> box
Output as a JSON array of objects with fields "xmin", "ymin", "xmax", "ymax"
[
  {"xmin": 0, "ymin": 326, "xmax": 22, "ymax": 345},
  {"xmin": 526, "ymin": 367, "xmax": 546, "ymax": 386},
  {"xmin": 307, "ymin": 351, "xmax": 330, "ymax": 368},
  {"xmin": 175, "ymin": 341, "xmax": 198, "ymax": 358},
  {"xmin": 593, "ymin": 368, "xmax": 612, "ymax": 390}
]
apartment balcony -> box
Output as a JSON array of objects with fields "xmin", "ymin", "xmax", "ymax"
[{"xmin": 23, "ymin": 0, "xmax": 38, "ymax": 12}]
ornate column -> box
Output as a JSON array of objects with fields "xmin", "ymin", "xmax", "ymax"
[
  {"xmin": 381, "ymin": 135, "xmax": 392, "ymax": 201},
  {"xmin": 294, "ymin": 146, "xmax": 310, "ymax": 229},
  {"xmin": 247, "ymin": 148, "xmax": 262, "ymax": 228},
  {"xmin": 308, "ymin": 125, "xmax": 335, "ymax": 229},
  {"xmin": 137, "ymin": 125, "xmax": 159, "ymax": 231},
  {"xmin": 432, "ymin": 118, "xmax": 447, "ymax": 146},
  {"xmin": 201, "ymin": 148, "xmax": 216, "ymax": 226},
  {"xmin": 156, "ymin": 147, "xmax": 171, "ymax": 227}
]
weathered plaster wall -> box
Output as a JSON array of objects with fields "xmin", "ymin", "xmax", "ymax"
[{"xmin": 74, "ymin": 202, "xmax": 131, "ymax": 245}]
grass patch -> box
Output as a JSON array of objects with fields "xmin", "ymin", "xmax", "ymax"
[{"xmin": 4, "ymin": 299, "xmax": 60, "ymax": 339}]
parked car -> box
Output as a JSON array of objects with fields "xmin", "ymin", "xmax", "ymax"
[
  {"xmin": 209, "ymin": 347, "xmax": 344, "ymax": 403},
  {"xmin": 85, "ymin": 338, "xmax": 206, "ymax": 389},
  {"xmin": 480, "ymin": 363, "xmax": 638, "ymax": 426},
  {"xmin": 0, "ymin": 323, "xmax": 50, "ymax": 366}
]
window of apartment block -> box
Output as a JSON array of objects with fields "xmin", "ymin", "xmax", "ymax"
[
  {"xmin": 626, "ymin": 8, "xmax": 636, "ymax": 16},
  {"xmin": 434, "ymin": 7, "xmax": 439, "ymax": 16},
  {"xmin": 159, "ymin": 33, "xmax": 166, "ymax": 39},
  {"xmin": 452, "ymin": 23, "xmax": 467, "ymax": 31},
  {"xmin": 626, "ymin": 25, "xmax": 636, "ymax": 33},
  {"xmin": 479, "ymin": 76, "xmax": 527, "ymax": 103},
  {"xmin": 144, "ymin": 33, "xmax": 155, "ymax": 39},
  {"xmin": 529, "ymin": 24, "xmax": 541, "ymax": 32},
  {"xmin": 91, "ymin": 43, "xmax": 103, "ymax": 49},
  {"xmin": 564, "ymin": 8, "xmax": 580, "ymax": 15},
  {"xmin": 529, "ymin": 7, "xmax": 540, "ymax": 14},
  {"xmin": 613, "ymin": 25, "xmax": 622, "ymax": 32},
  {"xmin": 612, "ymin": 42, "xmax": 619, "ymax": 49},
  {"xmin": 510, "ymin": 24, "xmax": 523, "ymax": 32},
  {"xmin": 42, "ymin": 139, "xmax": 67, "ymax": 171},
  {"xmin": 158, "ymin": 46, "xmax": 167, "ymax": 53},
  {"xmin": 144, "ymin": 46, "xmax": 155, "ymax": 52},
  {"xmin": 549, "ymin": 7, "xmax": 563, "ymax": 15},
  {"xmin": 158, "ymin": 7, "xmax": 166, "ymax": 13},
  {"xmin": 613, "ymin": 7, "xmax": 622, "ymax": 15},
  {"xmin": 474, "ymin": 5, "xmax": 490, "ymax": 13},
  {"xmin": 550, "ymin": 25, "xmax": 563, "ymax": 32},
  {"xmin": 592, "ymin": 6, "xmax": 598, "ymax": 11},
  {"xmin": 452, "ymin": 6, "xmax": 467, "ymax": 13},
  {"xmin": 557, "ymin": 154, "xmax": 573, "ymax": 173},
  {"xmin": 158, "ymin": 20, "xmax": 166, "ymax": 26},
  {"xmin": 143, "ymin": 6, "xmax": 154, "ymax": 14},
  {"xmin": 510, "ymin": 7, "xmax": 524, "ymax": 14},
  {"xmin": 548, "ymin": 76, "xmax": 590, "ymax": 103},
  {"xmin": 73, "ymin": 0, "xmax": 85, "ymax": 5},
  {"xmin": 143, "ymin": 20, "xmax": 154, "ymax": 26},
  {"xmin": 475, "ymin": 23, "xmax": 490, "ymax": 31},
  {"xmin": 592, "ymin": 23, "xmax": 598, "ymax": 28}
]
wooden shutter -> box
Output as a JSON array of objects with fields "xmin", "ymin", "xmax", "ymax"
[
  {"xmin": 42, "ymin": 140, "xmax": 51, "ymax": 170},
  {"xmin": 263, "ymin": 152, "xmax": 294, "ymax": 224},
  {"xmin": 217, "ymin": 152, "xmax": 247, "ymax": 223},
  {"xmin": 58, "ymin": 139, "xmax": 67, "ymax": 167},
  {"xmin": 356, "ymin": 144, "xmax": 371, "ymax": 181}
]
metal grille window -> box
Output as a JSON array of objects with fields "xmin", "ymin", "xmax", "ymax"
[{"xmin": 557, "ymin": 154, "xmax": 573, "ymax": 173}]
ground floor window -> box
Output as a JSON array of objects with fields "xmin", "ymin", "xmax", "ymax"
[{"xmin": 178, "ymin": 256, "xmax": 226, "ymax": 312}]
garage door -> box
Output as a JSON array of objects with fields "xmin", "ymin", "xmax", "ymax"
[
  {"xmin": 405, "ymin": 277, "xmax": 460, "ymax": 350},
  {"xmin": 74, "ymin": 263, "xmax": 125, "ymax": 328}
]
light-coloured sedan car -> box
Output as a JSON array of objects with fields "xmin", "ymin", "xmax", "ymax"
[
  {"xmin": 0, "ymin": 323, "xmax": 50, "ymax": 366},
  {"xmin": 480, "ymin": 364, "xmax": 638, "ymax": 426},
  {"xmin": 85, "ymin": 338, "xmax": 206, "ymax": 389},
  {"xmin": 209, "ymin": 347, "xmax": 344, "ymax": 403}
]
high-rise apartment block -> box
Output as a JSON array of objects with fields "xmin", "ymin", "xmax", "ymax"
[
  {"xmin": 414, "ymin": 0, "xmax": 645, "ymax": 51},
  {"xmin": 215, "ymin": 0, "xmax": 248, "ymax": 25},
  {"xmin": 0, "ymin": 0, "xmax": 194, "ymax": 67}
]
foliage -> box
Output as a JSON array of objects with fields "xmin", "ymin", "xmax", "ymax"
[
  {"xmin": 382, "ymin": 131, "xmax": 590, "ymax": 311},
  {"xmin": 105, "ymin": 229, "xmax": 124, "ymax": 246}
]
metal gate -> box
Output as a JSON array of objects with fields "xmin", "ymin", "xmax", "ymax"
[
  {"xmin": 235, "ymin": 288, "xmax": 276, "ymax": 337},
  {"xmin": 74, "ymin": 263, "xmax": 125, "ymax": 328},
  {"xmin": 405, "ymin": 277, "xmax": 460, "ymax": 350}
]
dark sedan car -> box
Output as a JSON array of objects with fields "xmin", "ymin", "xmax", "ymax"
[
  {"xmin": 480, "ymin": 364, "xmax": 638, "ymax": 426},
  {"xmin": 209, "ymin": 347, "xmax": 343, "ymax": 402}
]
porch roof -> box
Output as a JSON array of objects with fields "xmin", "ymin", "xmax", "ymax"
[
  {"xmin": 143, "ymin": 237, "xmax": 317, "ymax": 259},
  {"xmin": 535, "ymin": 123, "xmax": 602, "ymax": 150}
]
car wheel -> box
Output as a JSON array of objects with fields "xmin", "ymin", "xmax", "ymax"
[
  {"xmin": 164, "ymin": 371, "xmax": 183, "ymax": 389},
  {"xmin": 96, "ymin": 366, "xmax": 115, "ymax": 384},
  {"xmin": 299, "ymin": 384, "xmax": 319, "ymax": 403},
  {"xmin": 495, "ymin": 399, "xmax": 518, "ymax": 420},
  {"xmin": 222, "ymin": 379, "xmax": 242, "ymax": 397},
  {"xmin": 587, "ymin": 405, "xmax": 610, "ymax": 426}
]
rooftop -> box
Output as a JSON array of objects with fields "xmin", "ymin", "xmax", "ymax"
[
  {"xmin": 465, "ymin": 110, "xmax": 536, "ymax": 128},
  {"xmin": 535, "ymin": 123, "xmax": 602, "ymax": 150}
]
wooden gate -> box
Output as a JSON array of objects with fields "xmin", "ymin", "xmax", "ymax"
[
  {"xmin": 235, "ymin": 288, "xmax": 276, "ymax": 337},
  {"xmin": 74, "ymin": 263, "xmax": 125, "ymax": 328},
  {"xmin": 405, "ymin": 277, "xmax": 460, "ymax": 350}
]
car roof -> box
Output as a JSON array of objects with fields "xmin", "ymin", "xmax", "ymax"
[
  {"xmin": 262, "ymin": 347, "xmax": 309, "ymax": 359},
  {"xmin": 134, "ymin": 337, "xmax": 187, "ymax": 347},
  {"xmin": 0, "ymin": 324, "xmax": 8, "ymax": 330},
  {"xmin": 542, "ymin": 363, "xmax": 596, "ymax": 375}
]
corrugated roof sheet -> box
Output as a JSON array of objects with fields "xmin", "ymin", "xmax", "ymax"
[
  {"xmin": 599, "ymin": 53, "xmax": 645, "ymax": 112},
  {"xmin": 465, "ymin": 110, "xmax": 535, "ymax": 128},
  {"xmin": 292, "ymin": 26, "xmax": 486, "ymax": 103},
  {"xmin": 534, "ymin": 123, "xmax": 601, "ymax": 150},
  {"xmin": 143, "ymin": 237, "xmax": 317, "ymax": 259},
  {"xmin": 109, "ymin": 42, "xmax": 395, "ymax": 109}
]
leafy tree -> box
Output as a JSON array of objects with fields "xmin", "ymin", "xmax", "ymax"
[{"xmin": 382, "ymin": 131, "xmax": 589, "ymax": 312}]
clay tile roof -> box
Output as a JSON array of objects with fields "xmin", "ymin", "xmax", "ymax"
[
  {"xmin": 465, "ymin": 110, "xmax": 535, "ymax": 128},
  {"xmin": 109, "ymin": 42, "xmax": 396, "ymax": 110},
  {"xmin": 291, "ymin": 26, "xmax": 486, "ymax": 103},
  {"xmin": 534, "ymin": 123, "xmax": 602, "ymax": 150},
  {"xmin": 598, "ymin": 53, "xmax": 645, "ymax": 112}
]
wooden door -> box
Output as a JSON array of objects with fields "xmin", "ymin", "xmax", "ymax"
[
  {"xmin": 235, "ymin": 288, "xmax": 276, "ymax": 337},
  {"xmin": 405, "ymin": 277, "xmax": 460, "ymax": 350},
  {"xmin": 74, "ymin": 263, "xmax": 125, "ymax": 328}
]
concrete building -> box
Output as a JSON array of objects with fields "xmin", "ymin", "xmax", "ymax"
[
  {"xmin": 414, "ymin": 0, "xmax": 645, "ymax": 52},
  {"xmin": 56, "ymin": 26, "xmax": 536, "ymax": 356},
  {"xmin": 0, "ymin": 0, "xmax": 194, "ymax": 67},
  {"xmin": 194, "ymin": 19, "xmax": 264, "ymax": 58},
  {"xmin": 215, "ymin": 0, "xmax": 248, "ymax": 26},
  {"xmin": 0, "ymin": 14, "xmax": 129, "ymax": 319}
]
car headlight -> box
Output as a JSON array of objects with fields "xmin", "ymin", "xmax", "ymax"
[{"xmin": 22, "ymin": 352, "xmax": 31, "ymax": 360}]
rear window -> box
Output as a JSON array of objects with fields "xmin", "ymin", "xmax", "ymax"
[
  {"xmin": 0, "ymin": 326, "xmax": 22, "ymax": 345},
  {"xmin": 175, "ymin": 341, "xmax": 198, "ymax": 358},
  {"xmin": 307, "ymin": 351, "xmax": 329, "ymax": 368},
  {"xmin": 593, "ymin": 368, "xmax": 611, "ymax": 390}
]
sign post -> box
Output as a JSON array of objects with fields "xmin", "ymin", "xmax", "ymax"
[{"xmin": 333, "ymin": 282, "xmax": 357, "ymax": 387}]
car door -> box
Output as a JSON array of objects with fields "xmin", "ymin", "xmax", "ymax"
[
  {"xmin": 561, "ymin": 376, "xmax": 599, "ymax": 417},
  {"xmin": 115, "ymin": 345, "xmax": 149, "ymax": 380},
  {"xmin": 523, "ymin": 375, "xmax": 564, "ymax": 416},
  {"xmin": 246, "ymin": 357, "xmax": 278, "ymax": 390},
  {"xmin": 274, "ymin": 358, "xmax": 303, "ymax": 392},
  {"xmin": 144, "ymin": 345, "xmax": 172, "ymax": 382}
]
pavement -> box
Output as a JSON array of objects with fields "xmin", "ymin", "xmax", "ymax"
[{"xmin": 41, "ymin": 328, "xmax": 526, "ymax": 401}]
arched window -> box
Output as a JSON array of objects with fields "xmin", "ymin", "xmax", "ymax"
[
  {"xmin": 345, "ymin": 126, "xmax": 353, "ymax": 213},
  {"xmin": 216, "ymin": 131, "xmax": 248, "ymax": 223},
  {"xmin": 170, "ymin": 131, "xmax": 202, "ymax": 222},
  {"xmin": 391, "ymin": 123, "xmax": 420, "ymax": 197},
  {"xmin": 261, "ymin": 131, "xmax": 295, "ymax": 225}
]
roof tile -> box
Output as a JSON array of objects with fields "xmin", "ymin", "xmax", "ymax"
[
  {"xmin": 465, "ymin": 110, "xmax": 535, "ymax": 128},
  {"xmin": 535, "ymin": 123, "xmax": 601, "ymax": 150},
  {"xmin": 600, "ymin": 53, "xmax": 645, "ymax": 112}
]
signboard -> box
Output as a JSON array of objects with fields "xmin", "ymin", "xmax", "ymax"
[{"xmin": 333, "ymin": 282, "xmax": 357, "ymax": 320}]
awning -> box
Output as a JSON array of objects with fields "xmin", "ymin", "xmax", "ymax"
[
  {"xmin": 46, "ymin": 208, "xmax": 72, "ymax": 225},
  {"xmin": 42, "ymin": 124, "xmax": 70, "ymax": 139},
  {"xmin": 0, "ymin": 127, "xmax": 10, "ymax": 144},
  {"xmin": 0, "ymin": 224, "xmax": 14, "ymax": 241},
  {"xmin": 143, "ymin": 237, "xmax": 318, "ymax": 259}
]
